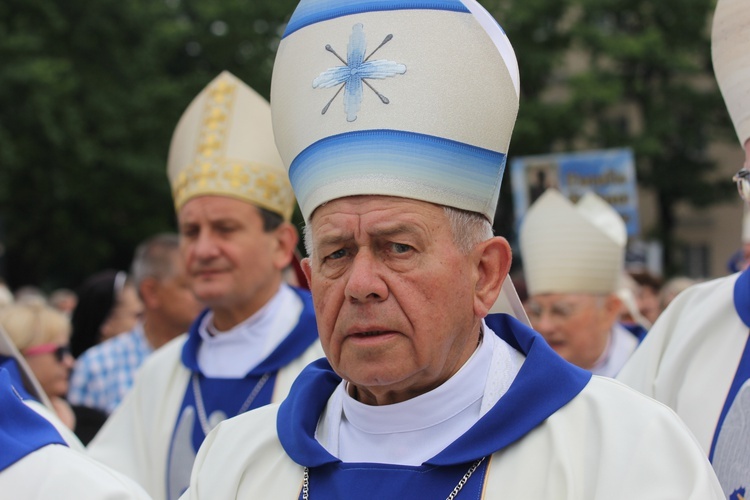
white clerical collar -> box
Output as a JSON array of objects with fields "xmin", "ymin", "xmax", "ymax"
[
  {"xmin": 196, "ymin": 284, "xmax": 302, "ymax": 378},
  {"xmin": 590, "ymin": 323, "xmax": 638, "ymax": 378},
  {"xmin": 588, "ymin": 329, "xmax": 613, "ymax": 375},
  {"xmin": 316, "ymin": 321, "xmax": 525, "ymax": 465},
  {"xmin": 342, "ymin": 329, "xmax": 490, "ymax": 434}
]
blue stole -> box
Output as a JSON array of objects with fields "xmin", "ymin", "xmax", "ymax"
[
  {"xmin": 710, "ymin": 269, "xmax": 750, "ymax": 462},
  {"xmin": 0, "ymin": 368, "xmax": 67, "ymax": 472},
  {"xmin": 0, "ymin": 356, "xmax": 37, "ymax": 401},
  {"xmin": 708, "ymin": 269, "xmax": 750, "ymax": 498},
  {"xmin": 277, "ymin": 314, "xmax": 591, "ymax": 499},
  {"xmin": 165, "ymin": 287, "xmax": 319, "ymax": 500},
  {"xmin": 620, "ymin": 321, "xmax": 648, "ymax": 342}
]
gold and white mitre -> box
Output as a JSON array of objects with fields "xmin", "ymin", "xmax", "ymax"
[
  {"xmin": 167, "ymin": 71, "xmax": 296, "ymax": 220},
  {"xmin": 712, "ymin": 0, "xmax": 750, "ymax": 146},
  {"xmin": 271, "ymin": 0, "xmax": 519, "ymax": 224},
  {"xmin": 520, "ymin": 189, "xmax": 627, "ymax": 295}
]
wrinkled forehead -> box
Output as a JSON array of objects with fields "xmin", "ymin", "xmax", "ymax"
[
  {"xmin": 313, "ymin": 195, "xmax": 443, "ymax": 217},
  {"xmin": 305, "ymin": 195, "xmax": 450, "ymax": 251},
  {"xmin": 310, "ymin": 196, "xmax": 447, "ymax": 232}
]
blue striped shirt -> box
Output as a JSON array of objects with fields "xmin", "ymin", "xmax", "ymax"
[{"xmin": 68, "ymin": 324, "xmax": 153, "ymax": 414}]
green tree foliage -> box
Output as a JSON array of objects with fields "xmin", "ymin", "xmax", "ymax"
[
  {"xmin": 0, "ymin": 0, "xmax": 296, "ymax": 290},
  {"xmin": 0, "ymin": 0, "xmax": 735, "ymax": 289},
  {"xmin": 568, "ymin": 0, "xmax": 733, "ymax": 274}
]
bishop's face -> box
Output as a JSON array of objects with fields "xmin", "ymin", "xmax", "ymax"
[
  {"xmin": 525, "ymin": 293, "xmax": 619, "ymax": 370},
  {"xmin": 178, "ymin": 196, "xmax": 291, "ymax": 329},
  {"xmin": 302, "ymin": 195, "xmax": 484, "ymax": 406}
]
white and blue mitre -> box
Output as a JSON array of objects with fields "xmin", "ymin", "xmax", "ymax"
[
  {"xmin": 713, "ymin": 0, "xmax": 750, "ymax": 146},
  {"xmin": 271, "ymin": 0, "xmax": 520, "ymax": 224}
]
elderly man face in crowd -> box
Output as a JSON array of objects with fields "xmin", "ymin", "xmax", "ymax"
[
  {"xmin": 520, "ymin": 189, "xmax": 636, "ymax": 377},
  {"xmin": 136, "ymin": 238, "xmax": 202, "ymax": 346},
  {"xmin": 303, "ymin": 196, "xmax": 509, "ymax": 405},
  {"xmin": 525, "ymin": 292, "xmax": 622, "ymax": 370}
]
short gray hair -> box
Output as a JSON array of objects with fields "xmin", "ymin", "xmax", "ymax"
[
  {"xmin": 130, "ymin": 233, "xmax": 181, "ymax": 290},
  {"xmin": 303, "ymin": 205, "xmax": 493, "ymax": 258}
]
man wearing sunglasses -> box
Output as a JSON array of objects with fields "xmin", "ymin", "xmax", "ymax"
[{"xmin": 618, "ymin": 0, "xmax": 750, "ymax": 496}]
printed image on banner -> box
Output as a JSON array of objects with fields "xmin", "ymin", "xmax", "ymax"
[{"xmin": 511, "ymin": 148, "xmax": 639, "ymax": 237}]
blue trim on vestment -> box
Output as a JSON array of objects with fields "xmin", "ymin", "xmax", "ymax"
[
  {"xmin": 0, "ymin": 368, "xmax": 67, "ymax": 472},
  {"xmin": 709, "ymin": 270, "xmax": 750, "ymax": 461},
  {"xmin": 180, "ymin": 308, "xmax": 211, "ymax": 371},
  {"xmin": 735, "ymin": 269, "xmax": 750, "ymax": 329},
  {"xmin": 167, "ymin": 288, "xmax": 319, "ymax": 499},
  {"xmin": 277, "ymin": 314, "xmax": 590, "ymax": 479},
  {"xmin": 283, "ymin": 0, "xmax": 470, "ymax": 38},
  {"xmin": 620, "ymin": 322, "xmax": 648, "ymax": 343},
  {"xmin": 277, "ymin": 358, "xmax": 342, "ymax": 465},
  {"xmin": 0, "ymin": 356, "xmax": 36, "ymax": 401},
  {"xmin": 303, "ymin": 459, "xmax": 490, "ymax": 499},
  {"xmin": 431, "ymin": 314, "xmax": 590, "ymax": 465}
]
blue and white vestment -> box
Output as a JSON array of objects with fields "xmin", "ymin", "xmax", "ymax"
[
  {"xmin": 0, "ymin": 368, "xmax": 150, "ymax": 498},
  {"xmin": 88, "ymin": 286, "xmax": 323, "ymax": 500},
  {"xmin": 619, "ymin": 269, "xmax": 750, "ymax": 497},
  {"xmin": 184, "ymin": 314, "xmax": 722, "ymax": 499}
]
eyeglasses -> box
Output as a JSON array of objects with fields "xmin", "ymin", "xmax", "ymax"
[
  {"xmin": 525, "ymin": 295, "xmax": 604, "ymax": 324},
  {"xmin": 526, "ymin": 301, "xmax": 581, "ymax": 324},
  {"xmin": 733, "ymin": 169, "xmax": 750, "ymax": 202},
  {"xmin": 23, "ymin": 343, "xmax": 71, "ymax": 363}
]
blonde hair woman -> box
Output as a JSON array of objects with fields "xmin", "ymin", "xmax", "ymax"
[{"xmin": 0, "ymin": 303, "xmax": 75, "ymax": 429}]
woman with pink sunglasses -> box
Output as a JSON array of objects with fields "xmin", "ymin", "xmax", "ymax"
[{"xmin": 0, "ymin": 303, "xmax": 75, "ymax": 430}]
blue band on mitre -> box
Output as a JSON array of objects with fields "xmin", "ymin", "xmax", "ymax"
[
  {"xmin": 283, "ymin": 0, "xmax": 471, "ymax": 38},
  {"xmin": 289, "ymin": 129, "xmax": 505, "ymax": 220}
]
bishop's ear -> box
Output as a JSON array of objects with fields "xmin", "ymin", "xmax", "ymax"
[
  {"xmin": 473, "ymin": 236, "xmax": 512, "ymax": 318},
  {"xmin": 272, "ymin": 222, "xmax": 300, "ymax": 271},
  {"xmin": 301, "ymin": 257, "xmax": 313, "ymax": 289}
]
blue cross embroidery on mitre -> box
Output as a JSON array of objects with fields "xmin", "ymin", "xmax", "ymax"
[{"xmin": 313, "ymin": 23, "xmax": 407, "ymax": 122}]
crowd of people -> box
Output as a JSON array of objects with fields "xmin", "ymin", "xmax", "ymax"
[{"xmin": 1, "ymin": 0, "xmax": 749, "ymax": 498}]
